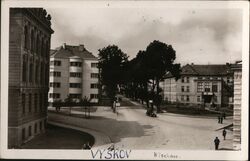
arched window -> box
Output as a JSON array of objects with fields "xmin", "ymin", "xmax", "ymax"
[
  {"xmin": 22, "ymin": 55, "xmax": 27, "ymax": 82},
  {"xmin": 41, "ymin": 38, "xmax": 44, "ymax": 57},
  {"xmin": 36, "ymin": 35, "xmax": 39, "ymax": 54},
  {"xmin": 35, "ymin": 61, "xmax": 39, "ymax": 83},
  {"xmin": 24, "ymin": 26, "xmax": 29, "ymax": 49},
  {"xmin": 30, "ymin": 30, "xmax": 34, "ymax": 52},
  {"xmin": 29, "ymin": 62, "xmax": 33, "ymax": 83}
]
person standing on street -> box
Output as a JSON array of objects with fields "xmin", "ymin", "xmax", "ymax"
[
  {"xmin": 218, "ymin": 116, "xmax": 220, "ymax": 123},
  {"xmin": 222, "ymin": 129, "xmax": 227, "ymax": 140},
  {"xmin": 214, "ymin": 137, "xmax": 220, "ymax": 150},
  {"xmin": 223, "ymin": 112, "xmax": 226, "ymax": 119},
  {"xmin": 220, "ymin": 116, "xmax": 224, "ymax": 124}
]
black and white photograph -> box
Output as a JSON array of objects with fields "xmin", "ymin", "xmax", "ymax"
[{"xmin": 1, "ymin": 0, "xmax": 249, "ymax": 160}]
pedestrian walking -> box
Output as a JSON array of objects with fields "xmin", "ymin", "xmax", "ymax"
[
  {"xmin": 222, "ymin": 129, "xmax": 227, "ymax": 140},
  {"xmin": 220, "ymin": 116, "xmax": 224, "ymax": 124},
  {"xmin": 218, "ymin": 116, "xmax": 220, "ymax": 123},
  {"xmin": 223, "ymin": 112, "xmax": 226, "ymax": 119},
  {"xmin": 214, "ymin": 137, "xmax": 220, "ymax": 150}
]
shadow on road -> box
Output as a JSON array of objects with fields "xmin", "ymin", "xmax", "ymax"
[{"xmin": 48, "ymin": 112, "xmax": 154, "ymax": 145}]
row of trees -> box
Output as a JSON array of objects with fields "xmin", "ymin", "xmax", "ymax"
[
  {"xmin": 98, "ymin": 40, "xmax": 181, "ymax": 113},
  {"xmin": 53, "ymin": 96, "xmax": 92, "ymax": 115}
]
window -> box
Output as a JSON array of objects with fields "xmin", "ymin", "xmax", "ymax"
[
  {"xmin": 22, "ymin": 56, "xmax": 27, "ymax": 82},
  {"xmin": 91, "ymin": 83, "xmax": 98, "ymax": 89},
  {"xmin": 186, "ymin": 86, "xmax": 190, "ymax": 92},
  {"xmin": 181, "ymin": 77, "xmax": 184, "ymax": 83},
  {"xmin": 70, "ymin": 62, "xmax": 82, "ymax": 67},
  {"xmin": 34, "ymin": 123, "xmax": 37, "ymax": 134},
  {"xmin": 34, "ymin": 94, "xmax": 37, "ymax": 112},
  {"xmin": 186, "ymin": 77, "xmax": 190, "ymax": 83},
  {"xmin": 91, "ymin": 63, "xmax": 98, "ymax": 68},
  {"xmin": 24, "ymin": 26, "xmax": 29, "ymax": 49},
  {"xmin": 70, "ymin": 83, "xmax": 81, "ymax": 88},
  {"xmin": 40, "ymin": 62, "xmax": 43, "ymax": 84},
  {"xmin": 28, "ymin": 126, "xmax": 32, "ymax": 137},
  {"xmin": 40, "ymin": 93, "xmax": 43, "ymax": 111},
  {"xmin": 41, "ymin": 38, "xmax": 44, "ymax": 56},
  {"xmin": 91, "ymin": 73, "xmax": 99, "ymax": 78},
  {"xmin": 70, "ymin": 72, "xmax": 82, "ymax": 78},
  {"xmin": 198, "ymin": 77, "xmax": 203, "ymax": 80},
  {"xmin": 181, "ymin": 95, "xmax": 184, "ymax": 101},
  {"xmin": 181, "ymin": 86, "xmax": 185, "ymax": 92},
  {"xmin": 22, "ymin": 128, "xmax": 25, "ymax": 141},
  {"xmin": 197, "ymin": 82, "xmax": 203, "ymax": 92},
  {"xmin": 40, "ymin": 121, "xmax": 42, "ymax": 131},
  {"xmin": 35, "ymin": 63, "xmax": 39, "ymax": 83},
  {"xmin": 36, "ymin": 35, "xmax": 39, "ymax": 54},
  {"xmin": 22, "ymin": 94, "xmax": 26, "ymax": 114},
  {"xmin": 49, "ymin": 93, "xmax": 60, "ymax": 99},
  {"xmin": 49, "ymin": 82, "xmax": 61, "ymax": 88},
  {"xmin": 212, "ymin": 83, "xmax": 218, "ymax": 92},
  {"xmin": 50, "ymin": 60, "xmax": 61, "ymax": 66},
  {"xmin": 29, "ymin": 63, "xmax": 33, "ymax": 82},
  {"xmin": 186, "ymin": 95, "xmax": 190, "ymax": 102},
  {"xmin": 197, "ymin": 96, "xmax": 201, "ymax": 102},
  {"xmin": 69, "ymin": 94, "xmax": 81, "ymax": 99},
  {"xmin": 31, "ymin": 30, "xmax": 34, "ymax": 52},
  {"xmin": 44, "ymin": 93, "xmax": 47, "ymax": 110},
  {"xmin": 29, "ymin": 94, "xmax": 32, "ymax": 112},
  {"xmin": 204, "ymin": 82, "xmax": 210, "ymax": 92},
  {"xmin": 90, "ymin": 94, "xmax": 98, "ymax": 99},
  {"xmin": 50, "ymin": 71, "xmax": 61, "ymax": 77}
]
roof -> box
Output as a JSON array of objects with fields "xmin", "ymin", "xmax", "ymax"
[
  {"xmin": 50, "ymin": 44, "xmax": 97, "ymax": 60},
  {"xmin": 165, "ymin": 63, "xmax": 232, "ymax": 78},
  {"xmin": 230, "ymin": 61, "xmax": 242, "ymax": 71}
]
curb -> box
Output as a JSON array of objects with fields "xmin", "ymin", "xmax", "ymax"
[{"xmin": 48, "ymin": 121, "xmax": 112, "ymax": 148}]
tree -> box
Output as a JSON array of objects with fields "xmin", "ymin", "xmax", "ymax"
[
  {"xmin": 79, "ymin": 96, "xmax": 92, "ymax": 118},
  {"xmin": 98, "ymin": 45, "xmax": 129, "ymax": 102},
  {"xmin": 64, "ymin": 95, "xmax": 74, "ymax": 115},
  {"xmin": 144, "ymin": 40, "xmax": 181, "ymax": 112}
]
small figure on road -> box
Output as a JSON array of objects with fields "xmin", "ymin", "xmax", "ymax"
[
  {"xmin": 218, "ymin": 116, "xmax": 220, "ymax": 123},
  {"xmin": 223, "ymin": 112, "xmax": 226, "ymax": 119},
  {"xmin": 82, "ymin": 142, "xmax": 91, "ymax": 149},
  {"xmin": 220, "ymin": 116, "xmax": 224, "ymax": 124},
  {"xmin": 214, "ymin": 137, "xmax": 220, "ymax": 150},
  {"xmin": 222, "ymin": 129, "xmax": 227, "ymax": 140}
]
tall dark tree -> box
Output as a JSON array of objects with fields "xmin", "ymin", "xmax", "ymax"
[
  {"xmin": 98, "ymin": 45, "xmax": 129, "ymax": 101},
  {"xmin": 144, "ymin": 40, "xmax": 181, "ymax": 112}
]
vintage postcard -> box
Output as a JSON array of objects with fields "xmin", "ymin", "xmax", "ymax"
[{"xmin": 1, "ymin": 0, "xmax": 249, "ymax": 160}]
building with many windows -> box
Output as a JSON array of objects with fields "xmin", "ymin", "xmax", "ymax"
[
  {"xmin": 230, "ymin": 61, "xmax": 242, "ymax": 150},
  {"xmin": 49, "ymin": 43, "xmax": 99, "ymax": 103},
  {"xmin": 160, "ymin": 63, "xmax": 234, "ymax": 108},
  {"xmin": 8, "ymin": 8, "xmax": 54, "ymax": 148}
]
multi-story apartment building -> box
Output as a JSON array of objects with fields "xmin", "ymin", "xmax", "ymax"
[
  {"xmin": 231, "ymin": 61, "xmax": 242, "ymax": 150},
  {"xmin": 160, "ymin": 63, "xmax": 233, "ymax": 108},
  {"xmin": 8, "ymin": 8, "xmax": 54, "ymax": 148},
  {"xmin": 49, "ymin": 43, "xmax": 99, "ymax": 103}
]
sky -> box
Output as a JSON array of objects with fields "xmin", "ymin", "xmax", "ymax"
[{"xmin": 46, "ymin": 7, "xmax": 242, "ymax": 65}]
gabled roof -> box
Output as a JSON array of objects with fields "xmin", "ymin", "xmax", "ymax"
[
  {"xmin": 165, "ymin": 63, "xmax": 232, "ymax": 78},
  {"xmin": 50, "ymin": 44, "xmax": 97, "ymax": 60}
]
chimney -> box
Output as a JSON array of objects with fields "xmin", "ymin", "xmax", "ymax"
[
  {"xmin": 62, "ymin": 43, "xmax": 66, "ymax": 49},
  {"xmin": 79, "ymin": 44, "xmax": 85, "ymax": 51}
]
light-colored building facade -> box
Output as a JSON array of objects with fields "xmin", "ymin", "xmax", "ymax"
[
  {"xmin": 231, "ymin": 61, "xmax": 242, "ymax": 150},
  {"xmin": 8, "ymin": 8, "xmax": 54, "ymax": 148},
  {"xmin": 49, "ymin": 44, "xmax": 99, "ymax": 103},
  {"xmin": 160, "ymin": 64, "xmax": 233, "ymax": 108}
]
